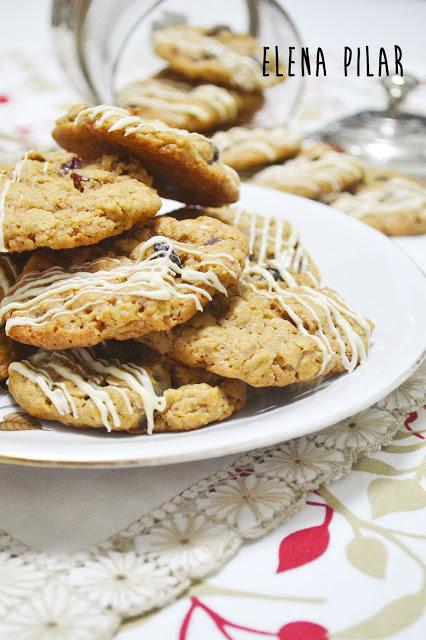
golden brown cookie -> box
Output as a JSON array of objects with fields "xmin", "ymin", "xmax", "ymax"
[
  {"xmin": 142, "ymin": 268, "xmax": 372, "ymax": 388},
  {"xmin": 52, "ymin": 104, "xmax": 240, "ymax": 206},
  {"xmin": 153, "ymin": 24, "xmax": 284, "ymax": 91},
  {"xmin": 8, "ymin": 346, "xmax": 246, "ymax": 434},
  {"xmin": 332, "ymin": 176, "xmax": 426, "ymax": 236},
  {"xmin": 251, "ymin": 146, "xmax": 364, "ymax": 199},
  {"xmin": 0, "ymin": 151, "xmax": 161, "ymax": 252},
  {"xmin": 212, "ymin": 126, "xmax": 301, "ymax": 171},
  {"xmin": 118, "ymin": 72, "xmax": 264, "ymax": 133},
  {"xmin": 0, "ymin": 215, "xmax": 248, "ymax": 350}
]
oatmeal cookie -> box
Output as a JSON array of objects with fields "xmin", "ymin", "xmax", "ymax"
[
  {"xmin": 212, "ymin": 126, "xmax": 301, "ymax": 172},
  {"xmin": 0, "ymin": 215, "xmax": 248, "ymax": 350},
  {"xmin": 153, "ymin": 24, "xmax": 284, "ymax": 91},
  {"xmin": 252, "ymin": 146, "xmax": 364, "ymax": 199},
  {"xmin": 332, "ymin": 176, "xmax": 426, "ymax": 236},
  {"xmin": 8, "ymin": 346, "xmax": 246, "ymax": 433},
  {"xmin": 0, "ymin": 151, "xmax": 161, "ymax": 252},
  {"xmin": 118, "ymin": 72, "xmax": 264, "ymax": 133},
  {"xmin": 52, "ymin": 104, "xmax": 240, "ymax": 206},
  {"xmin": 142, "ymin": 267, "xmax": 372, "ymax": 388}
]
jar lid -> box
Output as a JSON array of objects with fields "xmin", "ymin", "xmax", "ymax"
[{"xmin": 318, "ymin": 74, "xmax": 426, "ymax": 177}]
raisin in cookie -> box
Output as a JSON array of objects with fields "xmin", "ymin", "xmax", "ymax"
[
  {"xmin": 252, "ymin": 146, "xmax": 364, "ymax": 199},
  {"xmin": 142, "ymin": 267, "xmax": 372, "ymax": 388},
  {"xmin": 118, "ymin": 72, "xmax": 264, "ymax": 133},
  {"xmin": 0, "ymin": 151, "xmax": 161, "ymax": 252},
  {"xmin": 212, "ymin": 126, "xmax": 301, "ymax": 172},
  {"xmin": 332, "ymin": 177, "xmax": 426, "ymax": 236},
  {"xmin": 153, "ymin": 24, "xmax": 284, "ymax": 92},
  {"xmin": 0, "ymin": 215, "xmax": 248, "ymax": 350},
  {"xmin": 8, "ymin": 346, "xmax": 246, "ymax": 433},
  {"xmin": 52, "ymin": 104, "xmax": 240, "ymax": 206}
]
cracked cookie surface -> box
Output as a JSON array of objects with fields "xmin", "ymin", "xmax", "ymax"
[{"xmin": 0, "ymin": 151, "xmax": 161, "ymax": 252}]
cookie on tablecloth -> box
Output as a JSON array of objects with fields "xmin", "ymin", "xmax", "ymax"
[
  {"xmin": 332, "ymin": 176, "xmax": 426, "ymax": 236},
  {"xmin": 8, "ymin": 345, "xmax": 246, "ymax": 434},
  {"xmin": 153, "ymin": 24, "xmax": 284, "ymax": 92},
  {"xmin": 118, "ymin": 73, "xmax": 264, "ymax": 133},
  {"xmin": 52, "ymin": 104, "xmax": 240, "ymax": 206},
  {"xmin": 142, "ymin": 265, "xmax": 372, "ymax": 388},
  {"xmin": 0, "ymin": 151, "xmax": 161, "ymax": 252},
  {"xmin": 212, "ymin": 126, "xmax": 301, "ymax": 172},
  {"xmin": 0, "ymin": 215, "xmax": 248, "ymax": 350},
  {"xmin": 251, "ymin": 145, "xmax": 364, "ymax": 199}
]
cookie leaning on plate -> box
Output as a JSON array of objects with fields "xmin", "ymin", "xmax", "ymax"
[
  {"xmin": 0, "ymin": 151, "xmax": 161, "ymax": 252},
  {"xmin": 8, "ymin": 346, "xmax": 246, "ymax": 434},
  {"xmin": 142, "ymin": 266, "xmax": 372, "ymax": 388},
  {"xmin": 52, "ymin": 104, "xmax": 240, "ymax": 206},
  {"xmin": 153, "ymin": 24, "xmax": 284, "ymax": 92},
  {"xmin": 332, "ymin": 176, "xmax": 426, "ymax": 236},
  {"xmin": 118, "ymin": 73, "xmax": 264, "ymax": 133},
  {"xmin": 212, "ymin": 127, "xmax": 301, "ymax": 172},
  {"xmin": 0, "ymin": 215, "xmax": 248, "ymax": 350},
  {"xmin": 251, "ymin": 145, "xmax": 364, "ymax": 199}
]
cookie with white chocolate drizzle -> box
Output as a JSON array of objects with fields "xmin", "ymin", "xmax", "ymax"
[
  {"xmin": 212, "ymin": 127, "xmax": 301, "ymax": 172},
  {"xmin": 153, "ymin": 24, "xmax": 284, "ymax": 92},
  {"xmin": 52, "ymin": 104, "xmax": 240, "ymax": 206},
  {"xmin": 8, "ymin": 345, "xmax": 246, "ymax": 434},
  {"xmin": 332, "ymin": 177, "xmax": 426, "ymax": 236},
  {"xmin": 142, "ymin": 265, "xmax": 372, "ymax": 388},
  {"xmin": 0, "ymin": 151, "xmax": 161, "ymax": 252},
  {"xmin": 0, "ymin": 215, "xmax": 248, "ymax": 350},
  {"xmin": 252, "ymin": 145, "xmax": 364, "ymax": 200},
  {"xmin": 118, "ymin": 73, "xmax": 264, "ymax": 133}
]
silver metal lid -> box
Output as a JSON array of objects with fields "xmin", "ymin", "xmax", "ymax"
[{"xmin": 317, "ymin": 74, "xmax": 426, "ymax": 177}]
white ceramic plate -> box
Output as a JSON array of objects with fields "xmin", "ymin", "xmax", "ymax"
[{"xmin": 1, "ymin": 185, "xmax": 425, "ymax": 467}]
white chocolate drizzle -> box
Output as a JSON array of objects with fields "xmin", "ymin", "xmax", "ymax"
[
  {"xmin": 154, "ymin": 26, "xmax": 267, "ymax": 91},
  {"xmin": 252, "ymin": 151, "xmax": 363, "ymax": 195},
  {"xmin": 213, "ymin": 127, "xmax": 300, "ymax": 162},
  {"xmin": 243, "ymin": 265, "xmax": 371, "ymax": 374},
  {"xmin": 0, "ymin": 153, "xmax": 30, "ymax": 252},
  {"xmin": 9, "ymin": 349, "xmax": 166, "ymax": 433},
  {"xmin": 119, "ymin": 79, "xmax": 238, "ymax": 127},
  {"xmin": 0, "ymin": 235, "xmax": 238, "ymax": 334},
  {"xmin": 74, "ymin": 104, "xmax": 193, "ymax": 138},
  {"xmin": 216, "ymin": 207, "xmax": 318, "ymax": 286},
  {"xmin": 333, "ymin": 178, "xmax": 426, "ymax": 219}
]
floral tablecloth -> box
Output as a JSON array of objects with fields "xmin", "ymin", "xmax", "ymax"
[{"xmin": 0, "ymin": 2, "xmax": 425, "ymax": 638}]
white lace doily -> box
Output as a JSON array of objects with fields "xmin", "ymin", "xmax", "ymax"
[{"xmin": 0, "ymin": 359, "xmax": 424, "ymax": 640}]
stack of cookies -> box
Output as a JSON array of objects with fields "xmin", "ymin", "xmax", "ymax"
[
  {"xmin": 117, "ymin": 22, "xmax": 425, "ymax": 238},
  {"xmin": 0, "ymin": 103, "xmax": 372, "ymax": 436}
]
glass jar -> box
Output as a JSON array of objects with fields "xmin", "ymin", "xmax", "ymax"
[{"xmin": 51, "ymin": 0, "xmax": 304, "ymax": 127}]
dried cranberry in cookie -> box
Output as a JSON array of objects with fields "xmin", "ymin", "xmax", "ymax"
[{"xmin": 0, "ymin": 150, "xmax": 161, "ymax": 252}]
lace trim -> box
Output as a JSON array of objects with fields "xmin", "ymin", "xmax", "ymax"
[{"xmin": 0, "ymin": 359, "xmax": 424, "ymax": 639}]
